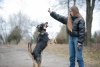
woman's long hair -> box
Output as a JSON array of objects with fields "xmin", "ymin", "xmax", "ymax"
[{"xmin": 67, "ymin": 6, "xmax": 83, "ymax": 32}]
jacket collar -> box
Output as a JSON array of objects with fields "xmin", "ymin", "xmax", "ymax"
[{"xmin": 71, "ymin": 15, "xmax": 78, "ymax": 21}]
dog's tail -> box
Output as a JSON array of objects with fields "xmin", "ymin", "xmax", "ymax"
[
  {"xmin": 28, "ymin": 42, "xmax": 34, "ymax": 59},
  {"xmin": 28, "ymin": 42, "xmax": 32, "ymax": 53}
]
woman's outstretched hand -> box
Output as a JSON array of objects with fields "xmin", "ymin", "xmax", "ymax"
[{"xmin": 48, "ymin": 8, "xmax": 52, "ymax": 13}]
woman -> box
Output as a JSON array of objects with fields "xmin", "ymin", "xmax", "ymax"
[{"xmin": 48, "ymin": 6, "xmax": 85, "ymax": 67}]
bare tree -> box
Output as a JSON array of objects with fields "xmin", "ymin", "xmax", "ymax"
[
  {"xmin": 56, "ymin": 25, "xmax": 67, "ymax": 44},
  {"xmin": 66, "ymin": 0, "xmax": 70, "ymax": 44},
  {"xmin": 68, "ymin": 0, "xmax": 69, "ymax": 14},
  {"xmin": 7, "ymin": 26, "xmax": 22, "ymax": 44},
  {"xmin": 74, "ymin": 0, "xmax": 76, "ymax": 6},
  {"xmin": 85, "ymin": 0, "xmax": 95, "ymax": 46},
  {"xmin": 7, "ymin": 12, "xmax": 34, "ymax": 44},
  {"xmin": 8, "ymin": 12, "xmax": 32, "ymax": 36},
  {"xmin": 0, "ymin": 16, "xmax": 6, "ymax": 44}
]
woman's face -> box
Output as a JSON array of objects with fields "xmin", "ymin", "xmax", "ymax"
[{"xmin": 70, "ymin": 9, "xmax": 74, "ymax": 16}]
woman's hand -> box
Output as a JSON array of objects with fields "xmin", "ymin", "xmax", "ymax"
[
  {"xmin": 78, "ymin": 43, "xmax": 81, "ymax": 46},
  {"xmin": 48, "ymin": 8, "xmax": 52, "ymax": 13}
]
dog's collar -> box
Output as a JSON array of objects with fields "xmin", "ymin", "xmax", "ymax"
[
  {"xmin": 40, "ymin": 33, "xmax": 44, "ymax": 35},
  {"xmin": 40, "ymin": 32, "xmax": 48, "ymax": 35},
  {"xmin": 40, "ymin": 32, "xmax": 47, "ymax": 35}
]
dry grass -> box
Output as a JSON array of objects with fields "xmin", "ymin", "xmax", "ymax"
[
  {"xmin": 45, "ymin": 44, "xmax": 100, "ymax": 67},
  {"xmin": 4, "ymin": 44, "xmax": 100, "ymax": 67},
  {"xmin": 83, "ymin": 45, "xmax": 100, "ymax": 67},
  {"xmin": 45, "ymin": 44, "xmax": 69, "ymax": 58}
]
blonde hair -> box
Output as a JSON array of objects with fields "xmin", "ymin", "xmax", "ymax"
[{"xmin": 67, "ymin": 6, "xmax": 83, "ymax": 32}]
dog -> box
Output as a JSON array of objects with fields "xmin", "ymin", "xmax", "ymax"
[{"xmin": 28, "ymin": 22, "xmax": 56, "ymax": 67}]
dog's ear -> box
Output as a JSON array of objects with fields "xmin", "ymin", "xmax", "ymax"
[
  {"xmin": 45, "ymin": 22, "xmax": 48, "ymax": 24},
  {"xmin": 45, "ymin": 22, "xmax": 48, "ymax": 28},
  {"xmin": 43, "ymin": 22, "xmax": 48, "ymax": 29}
]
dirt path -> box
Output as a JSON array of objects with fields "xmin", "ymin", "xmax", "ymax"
[{"xmin": 0, "ymin": 45, "xmax": 89, "ymax": 67}]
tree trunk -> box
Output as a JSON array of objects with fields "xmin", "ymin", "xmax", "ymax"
[
  {"xmin": 66, "ymin": 0, "xmax": 70, "ymax": 44},
  {"xmin": 74, "ymin": 0, "xmax": 76, "ymax": 6},
  {"xmin": 85, "ymin": 0, "xmax": 95, "ymax": 46}
]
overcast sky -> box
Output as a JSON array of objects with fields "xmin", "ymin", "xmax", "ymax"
[{"xmin": 0, "ymin": 0, "xmax": 100, "ymax": 38}]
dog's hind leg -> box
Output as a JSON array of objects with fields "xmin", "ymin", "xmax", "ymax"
[
  {"xmin": 38, "ymin": 60, "xmax": 42, "ymax": 67},
  {"xmin": 28, "ymin": 43, "xmax": 38, "ymax": 67},
  {"xmin": 38, "ymin": 63, "xmax": 41, "ymax": 67},
  {"xmin": 33, "ymin": 64, "xmax": 35, "ymax": 67}
]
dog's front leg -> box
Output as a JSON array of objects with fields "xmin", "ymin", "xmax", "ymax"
[{"xmin": 47, "ymin": 38, "xmax": 57, "ymax": 45}]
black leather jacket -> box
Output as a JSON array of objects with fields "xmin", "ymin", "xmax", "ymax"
[{"xmin": 50, "ymin": 11, "xmax": 85, "ymax": 44}]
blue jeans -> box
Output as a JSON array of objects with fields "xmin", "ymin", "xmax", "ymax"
[{"xmin": 69, "ymin": 36, "xmax": 84, "ymax": 67}]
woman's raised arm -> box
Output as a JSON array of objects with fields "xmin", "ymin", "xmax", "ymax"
[{"xmin": 48, "ymin": 8, "xmax": 67, "ymax": 25}]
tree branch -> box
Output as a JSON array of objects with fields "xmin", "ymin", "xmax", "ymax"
[{"xmin": 92, "ymin": 0, "xmax": 95, "ymax": 11}]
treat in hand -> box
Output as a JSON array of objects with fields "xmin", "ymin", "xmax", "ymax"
[{"xmin": 48, "ymin": 8, "xmax": 51, "ymax": 13}]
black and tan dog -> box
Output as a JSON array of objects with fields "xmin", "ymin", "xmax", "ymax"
[{"xmin": 28, "ymin": 22, "xmax": 56, "ymax": 67}]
